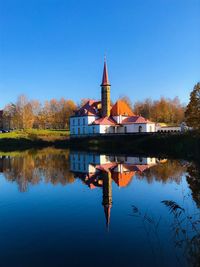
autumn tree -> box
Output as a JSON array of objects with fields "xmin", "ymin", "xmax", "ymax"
[
  {"xmin": 185, "ymin": 82, "xmax": 200, "ymax": 130},
  {"xmin": 133, "ymin": 97, "xmax": 185, "ymax": 124}
]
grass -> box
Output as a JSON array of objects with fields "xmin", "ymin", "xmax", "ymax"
[
  {"xmin": 0, "ymin": 129, "xmax": 70, "ymax": 151},
  {"xmin": 0, "ymin": 129, "xmax": 69, "ymax": 141}
]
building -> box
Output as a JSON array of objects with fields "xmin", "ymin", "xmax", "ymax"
[
  {"xmin": 70, "ymin": 151, "xmax": 158, "ymax": 229},
  {"xmin": 70, "ymin": 60, "xmax": 156, "ymax": 137}
]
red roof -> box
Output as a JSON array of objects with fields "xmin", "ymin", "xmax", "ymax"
[
  {"xmin": 112, "ymin": 171, "xmax": 134, "ymax": 187},
  {"xmin": 101, "ymin": 60, "xmax": 110, "ymax": 86},
  {"xmin": 75, "ymin": 100, "xmax": 101, "ymax": 116},
  {"xmin": 121, "ymin": 116, "xmax": 151, "ymax": 124},
  {"xmin": 96, "ymin": 162, "xmax": 118, "ymax": 172},
  {"xmin": 92, "ymin": 117, "xmax": 117, "ymax": 126},
  {"xmin": 111, "ymin": 100, "xmax": 134, "ymax": 116}
]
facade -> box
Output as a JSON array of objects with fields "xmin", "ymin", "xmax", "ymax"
[{"xmin": 70, "ymin": 60, "xmax": 156, "ymax": 137}]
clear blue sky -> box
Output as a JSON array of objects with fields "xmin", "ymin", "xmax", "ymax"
[{"xmin": 0, "ymin": 0, "xmax": 199, "ymax": 108}]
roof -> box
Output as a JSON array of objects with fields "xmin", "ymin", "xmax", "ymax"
[
  {"xmin": 112, "ymin": 171, "xmax": 134, "ymax": 187},
  {"xmin": 75, "ymin": 100, "xmax": 101, "ymax": 116},
  {"xmin": 92, "ymin": 116, "xmax": 117, "ymax": 126},
  {"xmin": 101, "ymin": 60, "xmax": 110, "ymax": 86},
  {"xmin": 121, "ymin": 116, "xmax": 152, "ymax": 124},
  {"xmin": 96, "ymin": 162, "xmax": 118, "ymax": 172},
  {"xmin": 111, "ymin": 100, "xmax": 134, "ymax": 116}
]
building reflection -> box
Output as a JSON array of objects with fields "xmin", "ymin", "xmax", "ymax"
[{"xmin": 70, "ymin": 152, "xmax": 159, "ymax": 229}]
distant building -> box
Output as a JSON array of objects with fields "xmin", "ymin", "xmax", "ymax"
[{"xmin": 70, "ymin": 60, "xmax": 156, "ymax": 137}]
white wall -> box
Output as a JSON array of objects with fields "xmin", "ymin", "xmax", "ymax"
[
  {"xmin": 70, "ymin": 152, "xmax": 157, "ymax": 173},
  {"xmin": 70, "ymin": 116, "xmax": 99, "ymax": 135},
  {"xmin": 70, "ymin": 152, "xmax": 111, "ymax": 173},
  {"xmin": 119, "ymin": 123, "xmax": 156, "ymax": 133}
]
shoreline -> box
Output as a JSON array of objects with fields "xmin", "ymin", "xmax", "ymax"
[{"xmin": 0, "ymin": 132, "xmax": 199, "ymax": 160}]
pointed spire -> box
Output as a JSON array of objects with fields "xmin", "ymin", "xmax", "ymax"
[
  {"xmin": 101, "ymin": 57, "xmax": 110, "ymax": 86},
  {"xmin": 104, "ymin": 204, "xmax": 112, "ymax": 231}
]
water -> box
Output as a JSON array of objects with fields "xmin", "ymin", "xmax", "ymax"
[{"xmin": 0, "ymin": 148, "xmax": 199, "ymax": 267}]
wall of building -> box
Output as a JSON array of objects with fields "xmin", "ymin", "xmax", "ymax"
[
  {"xmin": 70, "ymin": 152, "xmax": 111, "ymax": 173},
  {"xmin": 119, "ymin": 123, "xmax": 155, "ymax": 133},
  {"xmin": 70, "ymin": 116, "xmax": 98, "ymax": 135}
]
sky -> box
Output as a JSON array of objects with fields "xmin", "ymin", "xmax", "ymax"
[{"xmin": 0, "ymin": 0, "xmax": 199, "ymax": 108}]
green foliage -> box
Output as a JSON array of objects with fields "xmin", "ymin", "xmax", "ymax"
[
  {"xmin": 0, "ymin": 129, "xmax": 69, "ymax": 140},
  {"xmin": 185, "ymin": 82, "xmax": 200, "ymax": 130}
]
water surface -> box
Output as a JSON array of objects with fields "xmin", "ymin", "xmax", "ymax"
[{"xmin": 0, "ymin": 148, "xmax": 199, "ymax": 267}]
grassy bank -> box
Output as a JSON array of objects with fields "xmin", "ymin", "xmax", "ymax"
[{"xmin": 0, "ymin": 129, "xmax": 69, "ymax": 151}]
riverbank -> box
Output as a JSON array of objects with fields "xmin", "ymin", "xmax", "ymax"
[
  {"xmin": 0, "ymin": 129, "xmax": 69, "ymax": 151},
  {"xmin": 0, "ymin": 130, "xmax": 199, "ymax": 160},
  {"xmin": 66, "ymin": 132, "xmax": 200, "ymax": 160}
]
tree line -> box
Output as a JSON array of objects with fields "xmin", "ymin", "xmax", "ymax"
[
  {"xmin": 119, "ymin": 96, "xmax": 185, "ymax": 124},
  {"xmin": 2, "ymin": 95, "xmax": 77, "ymax": 129},
  {"xmin": 1, "ymin": 82, "xmax": 199, "ymax": 130}
]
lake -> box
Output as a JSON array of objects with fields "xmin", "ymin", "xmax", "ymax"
[{"xmin": 0, "ymin": 148, "xmax": 199, "ymax": 267}]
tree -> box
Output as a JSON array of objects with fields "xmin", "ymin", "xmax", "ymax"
[{"xmin": 185, "ymin": 82, "xmax": 200, "ymax": 130}]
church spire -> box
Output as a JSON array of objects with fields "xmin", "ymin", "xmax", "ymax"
[
  {"xmin": 101, "ymin": 58, "xmax": 111, "ymax": 117},
  {"xmin": 101, "ymin": 58, "xmax": 110, "ymax": 86}
]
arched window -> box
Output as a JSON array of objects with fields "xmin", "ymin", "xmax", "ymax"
[{"xmin": 138, "ymin": 126, "xmax": 142, "ymax": 133}]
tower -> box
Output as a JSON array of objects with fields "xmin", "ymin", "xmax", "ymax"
[
  {"xmin": 101, "ymin": 59, "xmax": 111, "ymax": 117},
  {"xmin": 102, "ymin": 171, "xmax": 112, "ymax": 231}
]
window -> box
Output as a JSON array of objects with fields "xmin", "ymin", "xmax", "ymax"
[
  {"xmin": 149, "ymin": 125, "xmax": 152, "ymax": 132},
  {"xmin": 83, "ymin": 127, "xmax": 85, "ymax": 134},
  {"xmin": 83, "ymin": 118, "xmax": 85, "ymax": 125},
  {"xmin": 124, "ymin": 126, "xmax": 127, "ymax": 133},
  {"xmin": 78, "ymin": 128, "xmax": 80, "ymax": 135},
  {"xmin": 78, "ymin": 119, "xmax": 80, "ymax": 126},
  {"xmin": 73, "ymin": 119, "xmax": 75, "ymax": 125},
  {"xmin": 139, "ymin": 125, "xmax": 142, "ymax": 133},
  {"xmin": 93, "ymin": 127, "xmax": 96, "ymax": 134}
]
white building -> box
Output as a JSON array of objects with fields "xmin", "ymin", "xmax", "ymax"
[{"xmin": 70, "ymin": 60, "xmax": 156, "ymax": 137}]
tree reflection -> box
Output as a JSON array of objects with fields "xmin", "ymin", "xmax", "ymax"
[
  {"xmin": 0, "ymin": 148, "xmax": 74, "ymax": 192},
  {"xmin": 186, "ymin": 162, "xmax": 200, "ymax": 208},
  {"xmin": 137, "ymin": 160, "xmax": 187, "ymax": 184}
]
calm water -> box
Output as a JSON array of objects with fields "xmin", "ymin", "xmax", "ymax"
[{"xmin": 0, "ymin": 148, "xmax": 199, "ymax": 267}]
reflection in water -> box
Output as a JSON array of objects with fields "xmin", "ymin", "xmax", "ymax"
[
  {"xmin": 70, "ymin": 153, "xmax": 162, "ymax": 229},
  {"xmin": 0, "ymin": 149, "xmax": 74, "ymax": 192},
  {"xmin": 0, "ymin": 149, "xmax": 200, "ymax": 267},
  {"xmin": 187, "ymin": 162, "xmax": 200, "ymax": 208}
]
